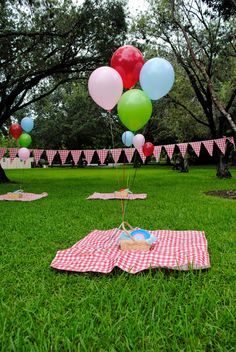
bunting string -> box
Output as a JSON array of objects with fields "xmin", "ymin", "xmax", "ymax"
[{"xmin": 0, "ymin": 137, "xmax": 235, "ymax": 165}]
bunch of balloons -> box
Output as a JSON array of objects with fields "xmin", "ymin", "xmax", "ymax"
[
  {"xmin": 122, "ymin": 131, "xmax": 154, "ymax": 157},
  {"xmin": 9, "ymin": 117, "xmax": 34, "ymax": 161},
  {"xmin": 88, "ymin": 44, "xmax": 174, "ymax": 158}
]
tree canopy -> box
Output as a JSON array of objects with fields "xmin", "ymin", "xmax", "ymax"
[
  {"xmin": 133, "ymin": 0, "xmax": 236, "ymax": 139},
  {"xmin": 31, "ymin": 82, "xmax": 123, "ymax": 149},
  {"xmin": 0, "ymin": 0, "xmax": 127, "ymax": 129}
]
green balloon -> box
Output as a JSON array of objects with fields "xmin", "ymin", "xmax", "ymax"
[
  {"xmin": 18, "ymin": 133, "xmax": 32, "ymax": 147},
  {"xmin": 117, "ymin": 89, "xmax": 152, "ymax": 131}
]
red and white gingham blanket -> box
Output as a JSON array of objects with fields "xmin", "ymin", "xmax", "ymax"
[
  {"xmin": 0, "ymin": 192, "xmax": 48, "ymax": 202},
  {"xmin": 87, "ymin": 192, "xmax": 147, "ymax": 200},
  {"xmin": 51, "ymin": 228, "xmax": 210, "ymax": 274}
]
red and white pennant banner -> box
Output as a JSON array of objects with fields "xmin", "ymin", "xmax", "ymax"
[
  {"xmin": 0, "ymin": 148, "xmax": 6, "ymax": 160},
  {"xmin": 110, "ymin": 148, "xmax": 122, "ymax": 164},
  {"xmin": 227, "ymin": 136, "xmax": 235, "ymax": 147},
  {"xmin": 178, "ymin": 143, "xmax": 188, "ymax": 157},
  {"xmin": 123, "ymin": 148, "xmax": 135, "ymax": 163},
  {"xmin": 58, "ymin": 150, "xmax": 69, "ymax": 165},
  {"xmin": 164, "ymin": 144, "xmax": 175, "ymax": 160},
  {"xmin": 33, "ymin": 149, "xmax": 44, "ymax": 164},
  {"xmin": 153, "ymin": 146, "xmax": 162, "ymax": 161},
  {"xmin": 9, "ymin": 148, "xmax": 18, "ymax": 162},
  {"xmin": 2, "ymin": 137, "xmax": 234, "ymax": 166},
  {"xmin": 46, "ymin": 150, "xmax": 57, "ymax": 166},
  {"xmin": 83, "ymin": 150, "xmax": 95, "ymax": 165},
  {"xmin": 137, "ymin": 148, "xmax": 146, "ymax": 162},
  {"xmin": 214, "ymin": 138, "xmax": 226, "ymax": 155},
  {"xmin": 190, "ymin": 142, "xmax": 201, "ymax": 157},
  {"xmin": 71, "ymin": 150, "xmax": 81, "ymax": 165},
  {"xmin": 202, "ymin": 140, "xmax": 214, "ymax": 156},
  {"xmin": 97, "ymin": 149, "xmax": 108, "ymax": 164}
]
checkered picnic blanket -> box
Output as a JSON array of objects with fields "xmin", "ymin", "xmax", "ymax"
[
  {"xmin": 51, "ymin": 228, "xmax": 210, "ymax": 274},
  {"xmin": 0, "ymin": 192, "xmax": 48, "ymax": 201},
  {"xmin": 87, "ymin": 192, "xmax": 147, "ymax": 200}
]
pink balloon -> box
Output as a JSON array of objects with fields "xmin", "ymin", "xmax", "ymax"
[
  {"xmin": 133, "ymin": 134, "xmax": 145, "ymax": 149},
  {"xmin": 18, "ymin": 147, "xmax": 30, "ymax": 161},
  {"xmin": 88, "ymin": 66, "xmax": 123, "ymax": 110}
]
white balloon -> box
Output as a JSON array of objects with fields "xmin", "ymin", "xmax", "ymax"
[{"xmin": 133, "ymin": 134, "xmax": 145, "ymax": 149}]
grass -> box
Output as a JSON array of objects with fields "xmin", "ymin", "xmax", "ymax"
[{"xmin": 0, "ymin": 165, "xmax": 236, "ymax": 351}]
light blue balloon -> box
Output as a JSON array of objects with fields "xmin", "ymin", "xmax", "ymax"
[
  {"xmin": 122, "ymin": 131, "xmax": 134, "ymax": 147},
  {"xmin": 21, "ymin": 117, "xmax": 34, "ymax": 133},
  {"xmin": 140, "ymin": 58, "xmax": 175, "ymax": 100}
]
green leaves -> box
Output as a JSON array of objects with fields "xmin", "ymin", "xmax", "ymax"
[{"xmin": 0, "ymin": 0, "xmax": 127, "ymax": 126}]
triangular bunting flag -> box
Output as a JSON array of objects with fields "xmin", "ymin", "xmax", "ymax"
[
  {"xmin": 163, "ymin": 144, "xmax": 175, "ymax": 160},
  {"xmin": 110, "ymin": 148, "xmax": 122, "ymax": 164},
  {"xmin": 153, "ymin": 146, "xmax": 162, "ymax": 161},
  {"xmin": 137, "ymin": 148, "xmax": 146, "ymax": 163},
  {"xmin": 71, "ymin": 150, "xmax": 81, "ymax": 165},
  {"xmin": 214, "ymin": 138, "xmax": 226, "ymax": 155},
  {"xmin": 58, "ymin": 150, "xmax": 69, "ymax": 165},
  {"xmin": 97, "ymin": 149, "xmax": 108, "ymax": 164},
  {"xmin": 123, "ymin": 148, "xmax": 135, "ymax": 163},
  {"xmin": 84, "ymin": 150, "xmax": 95, "ymax": 165},
  {"xmin": 190, "ymin": 141, "xmax": 201, "ymax": 157},
  {"xmin": 33, "ymin": 149, "xmax": 44, "ymax": 164},
  {"xmin": 177, "ymin": 143, "xmax": 188, "ymax": 157},
  {"xmin": 0, "ymin": 148, "xmax": 6, "ymax": 160},
  {"xmin": 46, "ymin": 150, "xmax": 57, "ymax": 166},
  {"xmin": 227, "ymin": 136, "xmax": 235, "ymax": 148},
  {"xmin": 202, "ymin": 140, "xmax": 214, "ymax": 156},
  {"xmin": 9, "ymin": 148, "xmax": 18, "ymax": 162}
]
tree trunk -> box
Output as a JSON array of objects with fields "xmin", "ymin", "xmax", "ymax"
[
  {"xmin": 0, "ymin": 164, "xmax": 10, "ymax": 183},
  {"xmin": 216, "ymin": 153, "xmax": 232, "ymax": 179},
  {"xmin": 180, "ymin": 158, "xmax": 189, "ymax": 173}
]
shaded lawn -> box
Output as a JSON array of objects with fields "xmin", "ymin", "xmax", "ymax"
[{"xmin": 0, "ymin": 166, "xmax": 236, "ymax": 351}]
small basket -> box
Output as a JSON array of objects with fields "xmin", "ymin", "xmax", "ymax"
[
  {"xmin": 114, "ymin": 189, "xmax": 129, "ymax": 198},
  {"xmin": 119, "ymin": 222, "xmax": 151, "ymax": 251},
  {"xmin": 7, "ymin": 193, "xmax": 23, "ymax": 199}
]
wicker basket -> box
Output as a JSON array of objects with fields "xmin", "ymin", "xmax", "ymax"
[
  {"xmin": 7, "ymin": 193, "xmax": 23, "ymax": 199},
  {"xmin": 119, "ymin": 222, "xmax": 151, "ymax": 251}
]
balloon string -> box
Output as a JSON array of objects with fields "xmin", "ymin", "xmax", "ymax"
[
  {"xmin": 108, "ymin": 111, "xmax": 124, "ymax": 221},
  {"xmin": 122, "ymin": 149, "xmax": 138, "ymax": 220},
  {"xmin": 108, "ymin": 112, "xmax": 115, "ymax": 161},
  {"xmin": 108, "ymin": 111, "xmax": 120, "ymax": 186}
]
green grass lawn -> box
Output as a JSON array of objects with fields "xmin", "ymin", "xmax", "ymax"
[{"xmin": 0, "ymin": 166, "xmax": 236, "ymax": 351}]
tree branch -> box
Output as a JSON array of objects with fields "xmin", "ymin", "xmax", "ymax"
[
  {"xmin": 11, "ymin": 78, "xmax": 75, "ymax": 112},
  {"xmin": 167, "ymin": 94, "xmax": 210, "ymax": 127},
  {"xmin": 226, "ymin": 87, "xmax": 236, "ymax": 112},
  {"xmin": 170, "ymin": 0, "xmax": 236, "ymax": 134}
]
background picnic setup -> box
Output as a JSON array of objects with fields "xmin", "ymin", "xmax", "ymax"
[{"xmin": 0, "ymin": 0, "xmax": 235, "ymax": 351}]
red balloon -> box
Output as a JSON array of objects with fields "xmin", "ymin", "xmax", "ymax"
[
  {"xmin": 143, "ymin": 142, "xmax": 154, "ymax": 157},
  {"xmin": 9, "ymin": 123, "xmax": 23, "ymax": 139},
  {"xmin": 111, "ymin": 45, "xmax": 144, "ymax": 89}
]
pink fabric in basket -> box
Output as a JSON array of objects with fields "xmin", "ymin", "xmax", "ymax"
[
  {"xmin": 0, "ymin": 192, "xmax": 48, "ymax": 202},
  {"xmin": 87, "ymin": 192, "xmax": 147, "ymax": 200},
  {"xmin": 51, "ymin": 228, "xmax": 210, "ymax": 274}
]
